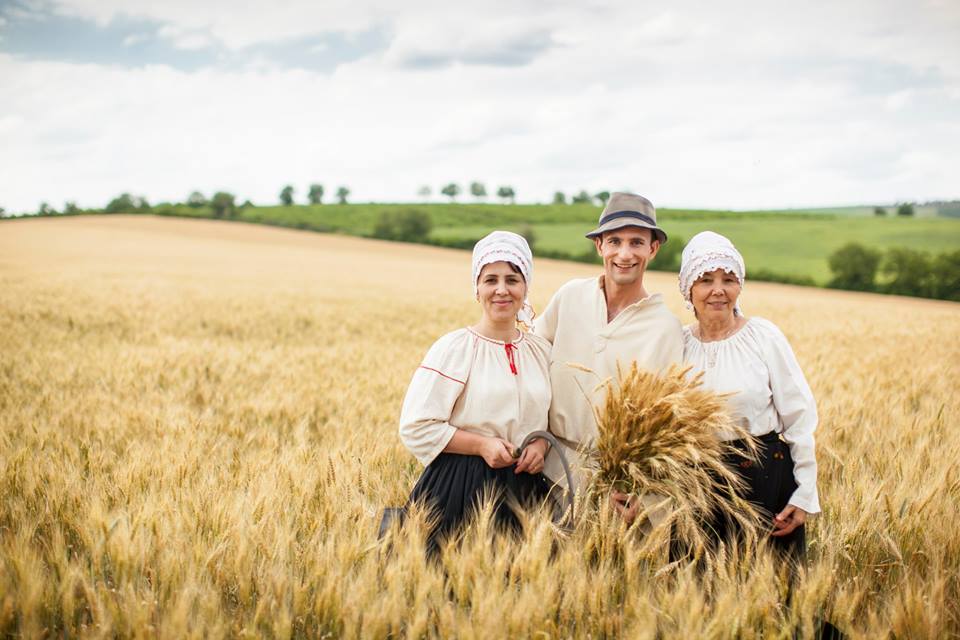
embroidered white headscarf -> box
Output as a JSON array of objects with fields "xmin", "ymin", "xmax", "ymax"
[
  {"xmin": 678, "ymin": 231, "xmax": 746, "ymax": 315},
  {"xmin": 472, "ymin": 231, "xmax": 535, "ymax": 324}
]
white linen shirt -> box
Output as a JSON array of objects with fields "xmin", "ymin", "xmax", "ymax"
[
  {"xmin": 533, "ymin": 276, "xmax": 684, "ymax": 486},
  {"xmin": 682, "ymin": 317, "xmax": 821, "ymax": 514},
  {"xmin": 399, "ymin": 328, "xmax": 552, "ymax": 466}
]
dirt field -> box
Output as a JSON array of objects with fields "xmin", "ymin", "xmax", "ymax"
[{"xmin": 2, "ymin": 215, "xmax": 958, "ymax": 638}]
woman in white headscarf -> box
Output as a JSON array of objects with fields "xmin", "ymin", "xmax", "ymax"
[
  {"xmin": 678, "ymin": 231, "xmax": 819, "ymax": 560},
  {"xmin": 398, "ymin": 231, "xmax": 553, "ymax": 553}
]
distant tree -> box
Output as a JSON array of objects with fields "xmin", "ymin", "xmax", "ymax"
[
  {"xmin": 105, "ymin": 193, "xmax": 148, "ymax": 213},
  {"xmin": 210, "ymin": 192, "xmax": 236, "ymax": 219},
  {"xmin": 881, "ymin": 248, "xmax": 933, "ymax": 297},
  {"xmin": 64, "ymin": 201, "xmax": 80, "ymax": 215},
  {"xmin": 827, "ymin": 243, "xmax": 882, "ymax": 291},
  {"xmin": 38, "ymin": 202, "xmax": 57, "ymax": 216},
  {"xmin": 594, "ymin": 191, "xmax": 611, "ymax": 206},
  {"xmin": 469, "ymin": 182, "xmax": 487, "ymax": 200},
  {"xmin": 187, "ymin": 191, "xmax": 207, "ymax": 208},
  {"xmin": 0, "ymin": 206, "xmax": 5, "ymax": 217},
  {"xmin": 896, "ymin": 202, "xmax": 915, "ymax": 217},
  {"xmin": 336, "ymin": 186, "xmax": 350, "ymax": 204},
  {"xmin": 649, "ymin": 235, "xmax": 683, "ymax": 271},
  {"xmin": 931, "ymin": 250, "xmax": 960, "ymax": 301},
  {"xmin": 518, "ymin": 224, "xmax": 536, "ymax": 250},
  {"xmin": 441, "ymin": 183, "xmax": 460, "ymax": 201},
  {"xmin": 373, "ymin": 208, "xmax": 432, "ymax": 242},
  {"xmin": 280, "ymin": 185, "xmax": 295, "ymax": 206},
  {"xmin": 552, "ymin": 191, "xmax": 567, "ymax": 205},
  {"xmin": 417, "ymin": 185, "xmax": 432, "ymax": 200},
  {"xmin": 240, "ymin": 199, "xmax": 254, "ymax": 210},
  {"xmin": 496, "ymin": 185, "xmax": 515, "ymax": 204},
  {"xmin": 308, "ymin": 183, "xmax": 324, "ymax": 204},
  {"xmin": 873, "ymin": 206, "xmax": 886, "ymax": 216},
  {"xmin": 571, "ymin": 190, "xmax": 592, "ymax": 204}
]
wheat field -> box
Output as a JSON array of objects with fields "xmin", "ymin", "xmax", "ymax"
[{"xmin": 1, "ymin": 215, "xmax": 958, "ymax": 638}]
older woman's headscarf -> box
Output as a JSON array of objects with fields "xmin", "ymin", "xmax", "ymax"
[
  {"xmin": 678, "ymin": 231, "xmax": 746, "ymax": 315},
  {"xmin": 472, "ymin": 230, "xmax": 535, "ymax": 323}
]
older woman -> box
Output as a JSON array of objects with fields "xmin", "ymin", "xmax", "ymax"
[
  {"xmin": 678, "ymin": 231, "xmax": 819, "ymax": 559},
  {"xmin": 398, "ymin": 231, "xmax": 553, "ymax": 553}
]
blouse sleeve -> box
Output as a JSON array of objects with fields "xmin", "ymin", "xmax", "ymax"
[
  {"xmin": 757, "ymin": 319, "xmax": 821, "ymax": 514},
  {"xmin": 398, "ymin": 331, "xmax": 473, "ymax": 466}
]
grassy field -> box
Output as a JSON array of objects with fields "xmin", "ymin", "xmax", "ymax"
[
  {"xmin": 147, "ymin": 202, "xmax": 960, "ymax": 285},
  {"xmin": 2, "ymin": 216, "xmax": 959, "ymax": 637},
  {"xmin": 431, "ymin": 216, "xmax": 960, "ymax": 283}
]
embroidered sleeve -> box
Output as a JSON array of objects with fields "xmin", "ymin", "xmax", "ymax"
[{"xmin": 398, "ymin": 331, "xmax": 472, "ymax": 466}]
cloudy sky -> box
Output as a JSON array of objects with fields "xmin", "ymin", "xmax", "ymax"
[{"xmin": 1, "ymin": 0, "xmax": 958, "ymax": 212}]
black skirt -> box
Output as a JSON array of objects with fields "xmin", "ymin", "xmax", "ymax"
[
  {"xmin": 709, "ymin": 430, "xmax": 806, "ymax": 561},
  {"xmin": 407, "ymin": 452, "xmax": 551, "ymax": 555}
]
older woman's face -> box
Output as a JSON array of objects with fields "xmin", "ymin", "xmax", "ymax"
[{"xmin": 691, "ymin": 268, "xmax": 741, "ymax": 321}]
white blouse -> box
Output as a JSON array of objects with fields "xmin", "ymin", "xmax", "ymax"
[
  {"xmin": 399, "ymin": 328, "xmax": 552, "ymax": 466},
  {"xmin": 683, "ymin": 317, "xmax": 820, "ymax": 514}
]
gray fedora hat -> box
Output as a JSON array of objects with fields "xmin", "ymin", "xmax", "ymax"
[{"xmin": 585, "ymin": 192, "xmax": 667, "ymax": 244}]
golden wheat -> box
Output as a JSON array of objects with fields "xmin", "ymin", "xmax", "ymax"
[{"xmin": 1, "ymin": 215, "xmax": 958, "ymax": 638}]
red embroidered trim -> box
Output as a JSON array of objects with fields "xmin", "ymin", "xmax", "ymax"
[
  {"xmin": 467, "ymin": 327, "xmax": 525, "ymax": 346},
  {"xmin": 504, "ymin": 343, "xmax": 518, "ymax": 375},
  {"xmin": 418, "ymin": 366, "xmax": 465, "ymax": 385}
]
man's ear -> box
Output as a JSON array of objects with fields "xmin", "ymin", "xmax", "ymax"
[
  {"xmin": 595, "ymin": 236, "xmax": 603, "ymax": 256},
  {"xmin": 649, "ymin": 238, "xmax": 661, "ymax": 260}
]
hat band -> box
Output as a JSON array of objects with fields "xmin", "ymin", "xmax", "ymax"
[{"xmin": 599, "ymin": 210, "xmax": 657, "ymax": 227}]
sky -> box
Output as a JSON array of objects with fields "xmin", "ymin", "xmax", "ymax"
[{"xmin": 1, "ymin": 0, "xmax": 958, "ymax": 213}]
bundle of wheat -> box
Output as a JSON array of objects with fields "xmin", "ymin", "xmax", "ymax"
[{"xmin": 589, "ymin": 363, "xmax": 763, "ymax": 559}]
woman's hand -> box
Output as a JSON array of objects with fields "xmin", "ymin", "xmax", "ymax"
[
  {"xmin": 771, "ymin": 505, "xmax": 807, "ymax": 537},
  {"xmin": 611, "ymin": 491, "xmax": 639, "ymax": 525},
  {"xmin": 514, "ymin": 438, "xmax": 548, "ymax": 475},
  {"xmin": 479, "ymin": 437, "xmax": 516, "ymax": 469}
]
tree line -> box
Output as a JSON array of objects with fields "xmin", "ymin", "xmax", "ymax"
[{"xmin": 828, "ymin": 243, "xmax": 960, "ymax": 301}]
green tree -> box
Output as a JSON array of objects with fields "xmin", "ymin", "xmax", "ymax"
[
  {"xmin": 64, "ymin": 201, "xmax": 80, "ymax": 215},
  {"xmin": 827, "ymin": 243, "xmax": 882, "ymax": 291},
  {"xmin": 210, "ymin": 192, "xmax": 236, "ymax": 219},
  {"xmin": 897, "ymin": 202, "xmax": 915, "ymax": 217},
  {"xmin": 594, "ymin": 191, "xmax": 611, "ymax": 206},
  {"xmin": 571, "ymin": 190, "xmax": 592, "ymax": 204},
  {"xmin": 441, "ymin": 183, "xmax": 460, "ymax": 201},
  {"xmin": 649, "ymin": 235, "xmax": 683, "ymax": 271},
  {"xmin": 336, "ymin": 186, "xmax": 350, "ymax": 204},
  {"xmin": 873, "ymin": 206, "xmax": 886, "ymax": 216},
  {"xmin": 496, "ymin": 185, "xmax": 515, "ymax": 204},
  {"xmin": 931, "ymin": 250, "xmax": 960, "ymax": 301},
  {"xmin": 519, "ymin": 224, "xmax": 536, "ymax": 250},
  {"xmin": 38, "ymin": 202, "xmax": 57, "ymax": 216},
  {"xmin": 470, "ymin": 181, "xmax": 487, "ymax": 200},
  {"xmin": 417, "ymin": 185, "xmax": 432, "ymax": 200},
  {"xmin": 881, "ymin": 248, "xmax": 933, "ymax": 297},
  {"xmin": 0, "ymin": 206, "xmax": 5, "ymax": 217},
  {"xmin": 373, "ymin": 208, "xmax": 432, "ymax": 242},
  {"xmin": 280, "ymin": 185, "xmax": 295, "ymax": 206},
  {"xmin": 552, "ymin": 191, "xmax": 567, "ymax": 205},
  {"xmin": 308, "ymin": 183, "xmax": 324, "ymax": 204},
  {"xmin": 187, "ymin": 191, "xmax": 207, "ymax": 208},
  {"xmin": 105, "ymin": 193, "xmax": 148, "ymax": 213}
]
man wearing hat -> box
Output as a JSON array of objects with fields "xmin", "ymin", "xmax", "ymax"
[{"xmin": 533, "ymin": 192, "xmax": 683, "ymax": 520}]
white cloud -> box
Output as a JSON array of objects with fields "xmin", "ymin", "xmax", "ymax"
[{"xmin": 1, "ymin": 1, "xmax": 959, "ymax": 212}]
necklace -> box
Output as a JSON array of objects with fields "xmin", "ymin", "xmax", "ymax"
[{"xmin": 698, "ymin": 320, "xmax": 740, "ymax": 368}]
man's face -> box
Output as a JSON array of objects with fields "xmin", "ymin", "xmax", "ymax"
[{"xmin": 595, "ymin": 226, "xmax": 660, "ymax": 287}]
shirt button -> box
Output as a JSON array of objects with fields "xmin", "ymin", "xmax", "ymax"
[{"xmin": 594, "ymin": 339, "xmax": 606, "ymax": 353}]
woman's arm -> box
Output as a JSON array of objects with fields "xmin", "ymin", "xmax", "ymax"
[
  {"xmin": 761, "ymin": 320, "xmax": 821, "ymax": 515},
  {"xmin": 443, "ymin": 429, "xmax": 516, "ymax": 469}
]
